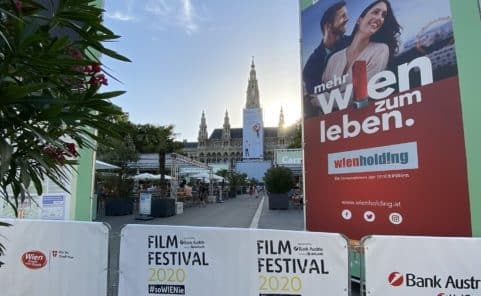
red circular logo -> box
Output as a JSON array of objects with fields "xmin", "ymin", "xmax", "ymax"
[
  {"xmin": 21, "ymin": 251, "xmax": 47, "ymax": 269},
  {"xmin": 388, "ymin": 272, "xmax": 404, "ymax": 287}
]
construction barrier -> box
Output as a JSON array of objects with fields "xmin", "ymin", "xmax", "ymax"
[
  {"xmin": 118, "ymin": 225, "xmax": 349, "ymax": 296},
  {"xmin": 0, "ymin": 219, "xmax": 110, "ymax": 296},
  {"xmin": 362, "ymin": 235, "xmax": 481, "ymax": 295}
]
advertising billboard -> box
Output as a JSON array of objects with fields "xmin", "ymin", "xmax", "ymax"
[
  {"xmin": 243, "ymin": 108, "xmax": 264, "ymax": 159},
  {"xmin": 300, "ymin": 0, "xmax": 471, "ymax": 240}
]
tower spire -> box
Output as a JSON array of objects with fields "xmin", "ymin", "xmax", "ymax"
[
  {"xmin": 198, "ymin": 111, "xmax": 208, "ymax": 144},
  {"xmin": 278, "ymin": 107, "xmax": 285, "ymax": 129},
  {"xmin": 246, "ymin": 57, "xmax": 260, "ymax": 109},
  {"xmin": 223, "ymin": 109, "xmax": 231, "ymax": 140}
]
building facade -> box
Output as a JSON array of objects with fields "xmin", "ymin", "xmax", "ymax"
[{"xmin": 182, "ymin": 59, "xmax": 297, "ymax": 168}]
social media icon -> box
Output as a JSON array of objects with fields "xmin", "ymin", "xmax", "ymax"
[
  {"xmin": 363, "ymin": 211, "xmax": 375, "ymax": 222},
  {"xmin": 389, "ymin": 213, "xmax": 403, "ymax": 225},
  {"xmin": 341, "ymin": 209, "xmax": 352, "ymax": 220}
]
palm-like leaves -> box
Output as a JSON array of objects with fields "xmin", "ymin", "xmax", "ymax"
[
  {"xmin": 0, "ymin": 0, "xmax": 130, "ymax": 216},
  {"xmin": 134, "ymin": 124, "xmax": 176, "ymax": 188},
  {"xmin": 0, "ymin": 221, "xmax": 10, "ymax": 264}
]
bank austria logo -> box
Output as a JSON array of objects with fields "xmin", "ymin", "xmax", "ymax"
[
  {"xmin": 386, "ymin": 272, "xmax": 481, "ymax": 290},
  {"xmin": 21, "ymin": 250, "xmax": 47, "ymax": 269},
  {"xmin": 388, "ymin": 272, "xmax": 404, "ymax": 287}
]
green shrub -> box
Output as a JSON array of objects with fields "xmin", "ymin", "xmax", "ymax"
[{"xmin": 264, "ymin": 166, "xmax": 294, "ymax": 193}]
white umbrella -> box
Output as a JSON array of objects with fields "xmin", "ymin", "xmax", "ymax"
[
  {"xmin": 131, "ymin": 173, "xmax": 173, "ymax": 181},
  {"xmin": 95, "ymin": 160, "xmax": 120, "ymax": 170},
  {"xmin": 151, "ymin": 174, "xmax": 173, "ymax": 180},
  {"xmin": 190, "ymin": 172, "xmax": 225, "ymax": 182},
  {"xmin": 132, "ymin": 173, "xmax": 157, "ymax": 180}
]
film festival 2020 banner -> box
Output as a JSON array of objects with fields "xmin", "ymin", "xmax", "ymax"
[
  {"xmin": 301, "ymin": 0, "xmax": 470, "ymax": 240},
  {"xmin": 118, "ymin": 225, "xmax": 349, "ymax": 296}
]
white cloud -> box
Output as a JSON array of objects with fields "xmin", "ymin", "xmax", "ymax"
[
  {"xmin": 105, "ymin": 10, "xmax": 136, "ymax": 22},
  {"xmin": 144, "ymin": 0, "xmax": 202, "ymax": 34},
  {"xmin": 180, "ymin": 0, "xmax": 197, "ymax": 34},
  {"xmin": 105, "ymin": 0, "xmax": 137, "ymax": 22},
  {"xmin": 145, "ymin": 0, "xmax": 171, "ymax": 17}
]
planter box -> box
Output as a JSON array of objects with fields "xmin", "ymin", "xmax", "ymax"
[
  {"xmin": 268, "ymin": 193, "xmax": 289, "ymax": 210},
  {"xmin": 105, "ymin": 199, "xmax": 133, "ymax": 216},
  {"xmin": 151, "ymin": 199, "xmax": 176, "ymax": 217}
]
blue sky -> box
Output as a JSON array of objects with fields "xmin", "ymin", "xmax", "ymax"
[{"xmin": 102, "ymin": 0, "xmax": 301, "ymax": 142}]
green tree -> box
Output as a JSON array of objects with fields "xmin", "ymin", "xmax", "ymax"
[
  {"xmin": 216, "ymin": 169, "xmax": 229, "ymax": 179},
  {"xmin": 288, "ymin": 121, "xmax": 302, "ymax": 149},
  {"xmin": 97, "ymin": 114, "xmax": 138, "ymax": 169},
  {"xmin": 0, "ymin": 0, "xmax": 130, "ymax": 216},
  {"xmin": 133, "ymin": 124, "xmax": 182, "ymax": 189},
  {"xmin": 222, "ymin": 170, "xmax": 248, "ymax": 194},
  {"xmin": 96, "ymin": 114, "xmax": 138, "ymax": 198}
]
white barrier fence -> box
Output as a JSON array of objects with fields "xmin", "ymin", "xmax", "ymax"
[
  {"xmin": 363, "ymin": 235, "xmax": 481, "ymax": 296},
  {"xmin": 0, "ymin": 219, "xmax": 110, "ymax": 296},
  {"xmin": 118, "ymin": 225, "xmax": 350, "ymax": 296},
  {"xmin": 2, "ymin": 219, "xmax": 481, "ymax": 296}
]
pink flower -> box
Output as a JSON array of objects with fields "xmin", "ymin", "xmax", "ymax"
[
  {"xmin": 91, "ymin": 63, "xmax": 101, "ymax": 73},
  {"xmin": 89, "ymin": 73, "xmax": 108, "ymax": 86},
  {"xmin": 64, "ymin": 143, "xmax": 79, "ymax": 157},
  {"xmin": 69, "ymin": 48, "xmax": 83, "ymax": 60},
  {"xmin": 14, "ymin": 1, "xmax": 22, "ymax": 11}
]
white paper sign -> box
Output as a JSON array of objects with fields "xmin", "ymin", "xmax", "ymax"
[
  {"xmin": 139, "ymin": 192, "xmax": 152, "ymax": 215},
  {"xmin": 363, "ymin": 235, "xmax": 481, "ymax": 295},
  {"xmin": 0, "ymin": 219, "xmax": 109, "ymax": 296},
  {"xmin": 41, "ymin": 194, "xmax": 66, "ymax": 220},
  {"xmin": 119, "ymin": 225, "xmax": 349, "ymax": 296}
]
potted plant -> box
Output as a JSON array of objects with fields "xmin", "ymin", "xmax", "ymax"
[
  {"xmin": 102, "ymin": 175, "xmax": 135, "ymax": 216},
  {"xmin": 264, "ymin": 166, "xmax": 295, "ymax": 210}
]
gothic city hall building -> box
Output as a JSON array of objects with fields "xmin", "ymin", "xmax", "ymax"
[{"xmin": 182, "ymin": 59, "xmax": 298, "ymax": 168}]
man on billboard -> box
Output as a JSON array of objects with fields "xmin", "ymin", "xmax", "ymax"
[{"xmin": 303, "ymin": 1, "xmax": 350, "ymax": 117}]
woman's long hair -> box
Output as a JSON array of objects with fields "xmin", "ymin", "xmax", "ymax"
[{"xmin": 351, "ymin": 0, "xmax": 401, "ymax": 60}]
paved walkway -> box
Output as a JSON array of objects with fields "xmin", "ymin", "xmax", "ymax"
[
  {"xmin": 98, "ymin": 193, "xmax": 360, "ymax": 296},
  {"xmin": 100, "ymin": 194, "xmax": 273, "ymax": 296}
]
